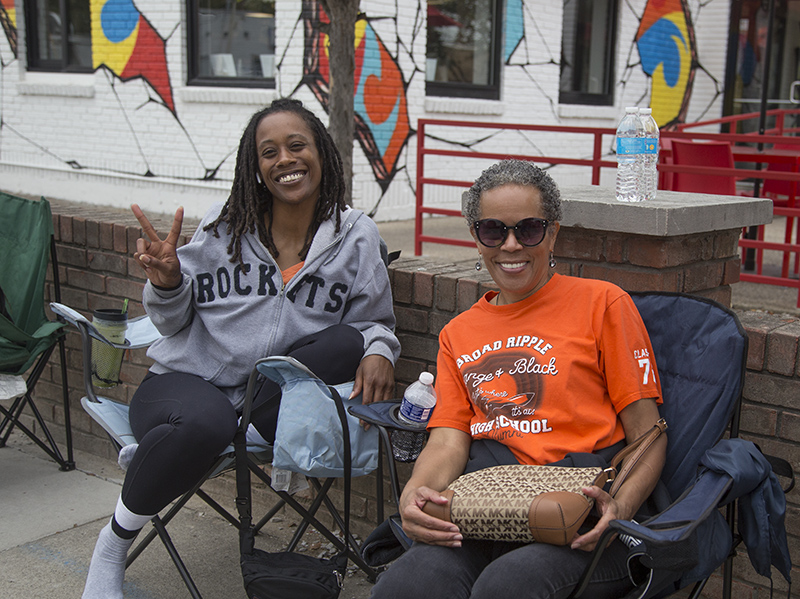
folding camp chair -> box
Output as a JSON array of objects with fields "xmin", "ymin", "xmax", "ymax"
[
  {"xmin": 51, "ymin": 302, "xmax": 383, "ymax": 596},
  {"xmin": 50, "ymin": 302, "xmax": 277, "ymax": 598},
  {"xmin": 569, "ymin": 292, "xmax": 793, "ymax": 599},
  {"xmin": 237, "ymin": 357, "xmax": 383, "ymax": 582},
  {"xmin": 357, "ymin": 292, "xmax": 793, "ymax": 598},
  {"xmin": 0, "ymin": 192, "xmax": 74, "ymax": 471}
]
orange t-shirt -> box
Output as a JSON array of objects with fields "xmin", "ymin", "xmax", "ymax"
[
  {"xmin": 281, "ymin": 262, "xmax": 304, "ymax": 285},
  {"xmin": 429, "ymin": 274, "xmax": 662, "ymax": 466}
]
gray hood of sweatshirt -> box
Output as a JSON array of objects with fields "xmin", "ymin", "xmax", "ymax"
[{"xmin": 143, "ymin": 204, "xmax": 400, "ymax": 409}]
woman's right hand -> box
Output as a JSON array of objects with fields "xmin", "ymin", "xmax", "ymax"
[
  {"xmin": 132, "ymin": 204, "xmax": 184, "ymax": 289},
  {"xmin": 399, "ymin": 485, "xmax": 463, "ymax": 547}
]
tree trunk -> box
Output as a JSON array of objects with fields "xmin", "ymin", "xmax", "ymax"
[{"xmin": 321, "ymin": 0, "xmax": 358, "ymax": 205}]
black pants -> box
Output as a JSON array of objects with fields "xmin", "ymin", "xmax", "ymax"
[{"xmin": 123, "ymin": 324, "xmax": 364, "ymax": 516}]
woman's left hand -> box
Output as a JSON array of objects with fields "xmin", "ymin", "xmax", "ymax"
[
  {"xmin": 569, "ymin": 485, "xmax": 623, "ymax": 552},
  {"xmin": 351, "ymin": 354, "xmax": 395, "ymax": 405}
]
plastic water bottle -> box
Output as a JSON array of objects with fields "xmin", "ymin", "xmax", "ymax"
[
  {"xmin": 615, "ymin": 107, "xmax": 645, "ymax": 202},
  {"xmin": 398, "ymin": 372, "xmax": 437, "ymax": 428},
  {"xmin": 392, "ymin": 372, "xmax": 437, "ymax": 462},
  {"xmin": 640, "ymin": 108, "xmax": 659, "ymax": 201}
]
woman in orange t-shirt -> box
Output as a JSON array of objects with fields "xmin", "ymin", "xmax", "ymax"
[{"xmin": 372, "ymin": 160, "xmax": 666, "ymax": 599}]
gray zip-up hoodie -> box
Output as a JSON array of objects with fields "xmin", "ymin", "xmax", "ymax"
[{"xmin": 143, "ymin": 203, "xmax": 400, "ymax": 409}]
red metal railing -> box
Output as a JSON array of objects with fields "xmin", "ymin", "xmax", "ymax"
[
  {"xmin": 415, "ymin": 119, "xmax": 617, "ymax": 255},
  {"xmin": 415, "ymin": 111, "xmax": 800, "ymax": 304}
]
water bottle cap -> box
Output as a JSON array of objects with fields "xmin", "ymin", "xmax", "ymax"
[
  {"xmin": 419, "ymin": 372, "xmax": 434, "ymax": 385},
  {"xmin": 625, "ymin": 106, "xmax": 638, "ymax": 113},
  {"xmin": 640, "ymin": 107, "xmax": 652, "ymax": 114}
]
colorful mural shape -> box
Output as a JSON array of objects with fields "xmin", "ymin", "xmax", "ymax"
[
  {"xmin": 91, "ymin": 0, "xmax": 175, "ymax": 113},
  {"xmin": 504, "ymin": 0, "xmax": 524, "ymax": 62},
  {"xmin": 636, "ymin": 0, "xmax": 697, "ymax": 128},
  {"xmin": 0, "ymin": 0, "xmax": 16, "ymax": 58},
  {"xmin": 302, "ymin": 0, "xmax": 412, "ymax": 191}
]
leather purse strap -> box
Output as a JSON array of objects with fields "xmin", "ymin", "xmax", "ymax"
[{"xmin": 600, "ymin": 418, "xmax": 667, "ymax": 497}]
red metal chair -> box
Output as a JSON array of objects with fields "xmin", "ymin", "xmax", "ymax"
[
  {"xmin": 761, "ymin": 143, "xmax": 800, "ymax": 276},
  {"xmin": 670, "ymin": 140, "xmax": 737, "ymax": 195},
  {"xmin": 657, "ymin": 137, "xmax": 674, "ymax": 191}
]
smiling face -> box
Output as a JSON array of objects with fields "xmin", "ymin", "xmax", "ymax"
[
  {"xmin": 474, "ymin": 184, "xmax": 560, "ymax": 305},
  {"xmin": 255, "ymin": 111, "xmax": 323, "ymax": 211}
]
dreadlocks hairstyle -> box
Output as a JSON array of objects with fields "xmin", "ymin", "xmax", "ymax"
[{"xmin": 204, "ymin": 97, "xmax": 347, "ymax": 264}]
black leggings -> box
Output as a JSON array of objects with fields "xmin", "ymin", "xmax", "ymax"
[{"xmin": 123, "ymin": 324, "xmax": 364, "ymax": 516}]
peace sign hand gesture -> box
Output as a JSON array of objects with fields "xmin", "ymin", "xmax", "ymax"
[{"xmin": 132, "ymin": 204, "xmax": 184, "ymax": 289}]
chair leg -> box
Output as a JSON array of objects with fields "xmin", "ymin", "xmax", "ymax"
[
  {"xmin": 253, "ymin": 498, "xmax": 287, "ymax": 534},
  {"xmin": 0, "ymin": 394, "xmax": 71, "ymax": 468},
  {"xmin": 150, "ymin": 517, "xmax": 203, "ymax": 599},
  {"xmin": 311, "ymin": 479, "xmax": 379, "ymax": 581},
  {"xmin": 686, "ymin": 578, "xmax": 709, "ymax": 599},
  {"xmin": 248, "ymin": 456, "xmax": 378, "ymax": 581},
  {"xmin": 0, "ymin": 344, "xmax": 74, "ymax": 470},
  {"xmin": 377, "ymin": 425, "xmax": 403, "ymax": 506},
  {"xmin": 285, "ymin": 477, "xmax": 335, "ymax": 552},
  {"xmin": 195, "ymin": 488, "xmax": 240, "ymax": 528},
  {"xmin": 376, "ymin": 442, "xmax": 385, "ymax": 524},
  {"xmin": 57, "ymin": 335, "xmax": 75, "ymax": 470},
  {"xmin": 127, "ymin": 456, "xmax": 230, "ymax": 566}
]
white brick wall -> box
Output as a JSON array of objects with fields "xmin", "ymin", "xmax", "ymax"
[{"xmin": 0, "ymin": 0, "xmax": 731, "ymax": 222}]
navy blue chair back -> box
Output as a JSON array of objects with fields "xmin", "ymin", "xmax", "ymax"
[{"xmin": 630, "ymin": 293, "xmax": 747, "ymax": 499}]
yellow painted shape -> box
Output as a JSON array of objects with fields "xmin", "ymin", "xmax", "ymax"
[
  {"xmin": 650, "ymin": 12, "xmax": 692, "ymax": 127},
  {"xmin": 90, "ymin": 0, "xmax": 139, "ymax": 73}
]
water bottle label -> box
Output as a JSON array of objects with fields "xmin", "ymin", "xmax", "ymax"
[
  {"xmin": 617, "ymin": 137, "xmax": 644, "ymax": 155},
  {"xmin": 399, "ymin": 399, "xmax": 432, "ymax": 426},
  {"xmin": 643, "ymin": 141, "xmax": 658, "ymax": 154}
]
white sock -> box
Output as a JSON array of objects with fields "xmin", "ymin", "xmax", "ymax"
[
  {"xmin": 117, "ymin": 443, "xmax": 138, "ymax": 471},
  {"xmin": 82, "ymin": 497, "xmax": 154, "ymax": 599},
  {"xmin": 112, "ymin": 495, "xmax": 153, "ymax": 532},
  {"xmin": 81, "ymin": 520, "xmax": 134, "ymax": 599}
]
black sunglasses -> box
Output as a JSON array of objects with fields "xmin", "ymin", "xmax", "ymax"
[{"xmin": 473, "ymin": 217, "xmax": 550, "ymax": 248}]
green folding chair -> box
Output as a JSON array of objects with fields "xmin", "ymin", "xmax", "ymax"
[{"xmin": 0, "ymin": 192, "xmax": 74, "ymax": 470}]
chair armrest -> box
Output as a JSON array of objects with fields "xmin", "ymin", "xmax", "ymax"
[{"xmin": 50, "ymin": 302, "xmax": 160, "ymax": 348}]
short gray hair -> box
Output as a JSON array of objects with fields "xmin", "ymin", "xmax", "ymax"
[{"xmin": 461, "ymin": 159, "xmax": 563, "ymax": 225}]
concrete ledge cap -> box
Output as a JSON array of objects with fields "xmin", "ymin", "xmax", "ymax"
[{"xmin": 561, "ymin": 185, "xmax": 772, "ymax": 237}]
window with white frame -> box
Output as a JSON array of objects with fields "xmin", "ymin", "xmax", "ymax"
[
  {"xmin": 426, "ymin": 0, "xmax": 502, "ymax": 100},
  {"xmin": 559, "ymin": 0, "xmax": 617, "ymax": 105},
  {"xmin": 187, "ymin": 0, "xmax": 276, "ymax": 87},
  {"xmin": 25, "ymin": 0, "xmax": 92, "ymax": 72}
]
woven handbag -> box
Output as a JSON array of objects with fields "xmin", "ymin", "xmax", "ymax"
[{"xmin": 423, "ymin": 419, "xmax": 667, "ymax": 545}]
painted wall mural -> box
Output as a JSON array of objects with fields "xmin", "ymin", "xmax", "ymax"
[
  {"xmin": 91, "ymin": 0, "xmax": 175, "ymax": 113},
  {"xmin": 302, "ymin": 0, "xmax": 413, "ymax": 192},
  {"xmin": 636, "ymin": 0, "xmax": 697, "ymax": 128},
  {"xmin": 0, "ymin": 0, "xmax": 15, "ymax": 59},
  {"xmin": 0, "ymin": 0, "xmax": 729, "ymax": 215}
]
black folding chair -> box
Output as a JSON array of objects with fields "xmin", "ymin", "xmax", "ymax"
[
  {"xmin": 570, "ymin": 292, "xmax": 793, "ymax": 599},
  {"xmin": 357, "ymin": 292, "xmax": 793, "ymax": 599},
  {"xmin": 0, "ymin": 192, "xmax": 74, "ymax": 471},
  {"xmin": 52, "ymin": 302, "xmax": 383, "ymax": 596}
]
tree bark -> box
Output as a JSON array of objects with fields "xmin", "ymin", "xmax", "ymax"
[{"xmin": 320, "ymin": 0, "xmax": 358, "ymax": 205}]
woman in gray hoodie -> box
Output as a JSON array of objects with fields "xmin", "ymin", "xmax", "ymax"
[{"xmin": 83, "ymin": 98, "xmax": 400, "ymax": 599}]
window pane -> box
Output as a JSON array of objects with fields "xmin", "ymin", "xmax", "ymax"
[
  {"xmin": 67, "ymin": 0, "xmax": 92, "ymax": 68},
  {"xmin": 36, "ymin": 0, "xmax": 63, "ymax": 62},
  {"xmin": 196, "ymin": 0, "xmax": 275, "ymax": 79},
  {"xmin": 427, "ymin": 0, "xmax": 496, "ymax": 85},
  {"xmin": 560, "ymin": 0, "xmax": 616, "ymax": 104}
]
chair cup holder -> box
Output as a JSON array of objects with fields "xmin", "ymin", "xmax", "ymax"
[
  {"xmin": 90, "ymin": 339, "xmax": 125, "ymax": 388},
  {"xmin": 389, "ymin": 428, "xmax": 426, "ymax": 463}
]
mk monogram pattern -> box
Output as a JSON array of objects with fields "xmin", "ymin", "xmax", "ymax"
[{"xmin": 448, "ymin": 465, "xmax": 602, "ymax": 542}]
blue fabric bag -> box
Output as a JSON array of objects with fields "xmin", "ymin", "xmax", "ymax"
[{"xmin": 257, "ymin": 357, "xmax": 379, "ymax": 479}]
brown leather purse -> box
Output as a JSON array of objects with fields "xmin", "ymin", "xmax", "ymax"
[{"xmin": 423, "ymin": 418, "xmax": 667, "ymax": 545}]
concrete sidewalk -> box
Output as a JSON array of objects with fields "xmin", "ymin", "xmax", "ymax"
[{"xmin": 0, "ymin": 432, "xmax": 376, "ymax": 599}]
